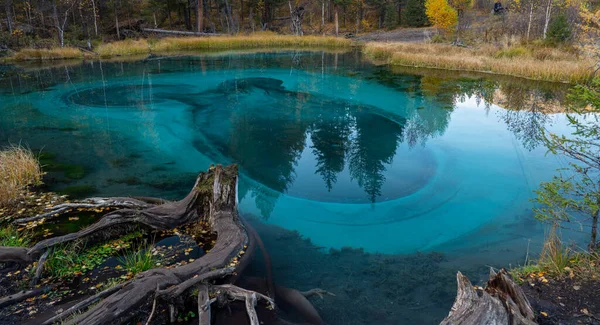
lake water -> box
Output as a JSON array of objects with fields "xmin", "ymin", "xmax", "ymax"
[{"xmin": 0, "ymin": 51, "xmax": 582, "ymax": 324}]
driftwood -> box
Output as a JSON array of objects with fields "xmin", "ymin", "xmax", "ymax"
[
  {"xmin": 0, "ymin": 165, "xmax": 332, "ymax": 325},
  {"xmin": 142, "ymin": 28, "xmax": 222, "ymax": 36},
  {"xmin": 441, "ymin": 268, "xmax": 536, "ymax": 325}
]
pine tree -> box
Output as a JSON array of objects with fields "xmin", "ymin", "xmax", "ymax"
[
  {"xmin": 547, "ymin": 14, "xmax": 571, "ymax": 44},
  {"xmin": 383, "ymin": 2, "xmax": 399, "ymax": 29}
]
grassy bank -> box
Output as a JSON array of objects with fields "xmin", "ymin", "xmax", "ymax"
[
  {"xmin": 11, "ymin": 47, "xmax": 94, "ymax": 61},
  {"xmin": 511, "ymin": 227, "xmax": 599, "ymax": 283},
  {"xmin": 364, "ymin": 42, "xmax": 594, "ymax": 83},
  {"xmin": 6, "ymin": 33, "xmax": 353, "ymax": 61},
  {"xmin": 97, "ymin": 34, "xmax": 351, "ymax": 57},
  {"xmin": 5, "ymin": 33, "xmax": 591, "ymax": 83}
]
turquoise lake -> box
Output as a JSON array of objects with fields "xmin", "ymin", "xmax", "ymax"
[{"xmin": 0, "ymin": 51, "xmax": 583, "ymax": 324}]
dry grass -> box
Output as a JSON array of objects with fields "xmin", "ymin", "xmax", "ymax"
[
  {"xmin": 363, "ymin": 42, "xmax": 594, "ymax": 83},
  {"xmin": 96, "ymin": 39, "xmax": 151, "ymax": 58},
  {"xmin": 94, "ymin": 32, "xmax": 352, "ymax": 57},
  {"xmin": 0, "ymin": 145, "xmax": 43, "ymax": 208},
  {"xmin": 538, "ymin": 225, "xmax": 572, "ymax": 274},
  {"xmin": 12, "ymin": 47, "xmax": 87, "ymax": 61},
  {"xmin": 152, "ymin": 32, "xmax": 352, "ymax": 52},
  {"xmin": 8, "ymin": 34, "xmax": 352, "ymax": 61},
  {"xmin": 512, "ymin": 224, "xmax": 600, "ymax": 282}
]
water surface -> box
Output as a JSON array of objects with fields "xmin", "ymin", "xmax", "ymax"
[{"xmin": 0, "ymin": 51, "xmax": 580, "ymax": 324}]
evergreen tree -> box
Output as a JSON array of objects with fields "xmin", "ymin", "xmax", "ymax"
[
  {"xmin": 383, "ymin": 2, "xmax": 399, "ymax": 29},
  {"xmin": 402, "ymin": 0, "xmax": 428, "ymax": 27},
  {"xmin": 547, "ymin": 14, "xmax": 571, "ymax": 44}
]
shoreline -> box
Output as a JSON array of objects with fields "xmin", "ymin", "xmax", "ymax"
[{"xmin": 1, "ymin": 31, "xmax": 593, "ymax": 84}]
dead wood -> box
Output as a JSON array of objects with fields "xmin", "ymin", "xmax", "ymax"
[
  {"xmin": 0, "ymin": 164, "xmax": 333, "ymax": 325},
  {"xmin": 142, "ymin": 28, "xmax": 222, "ymax": 36},
  {"xmin": 441, "ymin": 268, "xmax": 537, "ymax": 325}
]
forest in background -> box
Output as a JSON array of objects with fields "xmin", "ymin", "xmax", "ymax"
[{"xmin": 0, "ymin": 0, "xmax": 598, "ymax": 51}]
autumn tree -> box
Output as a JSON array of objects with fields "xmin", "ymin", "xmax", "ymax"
[{"xmin": 425, "ymin": 0, "xmax": 457, "ymax": 32}]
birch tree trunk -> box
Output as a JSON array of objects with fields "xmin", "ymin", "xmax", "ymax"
[
  {"xmin": 334, "ymin": 5, "xmax": 339, "ymax": 36},
  {"xmin": 4, "ymin": 0, "xmax": 12, "ymax": 34},
  {"xmin": 526, "ymin": 2, "xmax": 533, "ymax": 41},
  {"xmin": 249, "ymin": 7, "xmax": 255, "ymax": 32},
  {"xmin": 113, "ymin": 0, "xmax": 120, "ymax": 39},
  {"xmin": 52, "ymin": 0, "xmax": 63, "ymax": 47},
  {"xmin": 289, "ymin": 1, "xmax": 295, "ymax": 34},
  {"xmin": 542, "ymin": 0, "xmax": 552, "ymax": 39},
  {"xmin": 322, "ymin": 1, "xmax": 325, "ymax": 27},
  {"xmin": 91, "ymin": 0, "xmax": 98, "ymax": 35},
  {"xmin": 224, "ymin": 0, "xmax": 235, "ymax": 33}
]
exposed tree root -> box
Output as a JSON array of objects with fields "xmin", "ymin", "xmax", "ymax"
[
  {"xmin": 0, "ymin": 164, "xmax": 334, "ymax": 325},
  {"xmin": 0, "ymin": 247, "xmax": 34, "ymax": 264},
  {"xmin": 212, "ymin": 284, "xmax": 276, "ymax": 325},
  {"xmin": 13, "ymin": 197, "xmax": 153, "ymax": 225},
  {"xmin": 41, "ymin": 283, "xmax": 128, "ymax": 325},
  {"xmin": 198, "ymin": 284, "xmax": 213, "ymax": 325},
  {"xmin": 0, "ymin": 288, "xmax": 45, "ymax": 309},
  {"xmin": 30, "ymin": 250, "xmax": 49, "ymax": 287}
]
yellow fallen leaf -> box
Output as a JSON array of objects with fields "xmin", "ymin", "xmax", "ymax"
[{"xmin": 540, "ymin": 312, "xmax": 548, "ymax": 317}]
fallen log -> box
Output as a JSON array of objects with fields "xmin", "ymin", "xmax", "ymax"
[
  {"xmin": 142, "ymin": 28, "xmax": 222, "ymax": 36},
  {"xmin": 441, "ymin": 268, "xmax": 536, "ymax": 325}
]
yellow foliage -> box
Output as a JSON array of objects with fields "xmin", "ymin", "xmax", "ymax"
[{"xmin": 425, "ymin": 0, "xmax": 458, "ymax": 32}]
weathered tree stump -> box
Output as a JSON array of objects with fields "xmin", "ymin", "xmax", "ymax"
[{"xmin": 441, "ymin": 269, "xmax": 537, "ymax": 325}]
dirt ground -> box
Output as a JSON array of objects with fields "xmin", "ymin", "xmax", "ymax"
[
  {"xmin": 355, "ymin": 27, "xmax": 437, "ymax": 43},
  {"xmin": 522, "ymin": 276, "xmax": 600, "ymax": 325}
]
